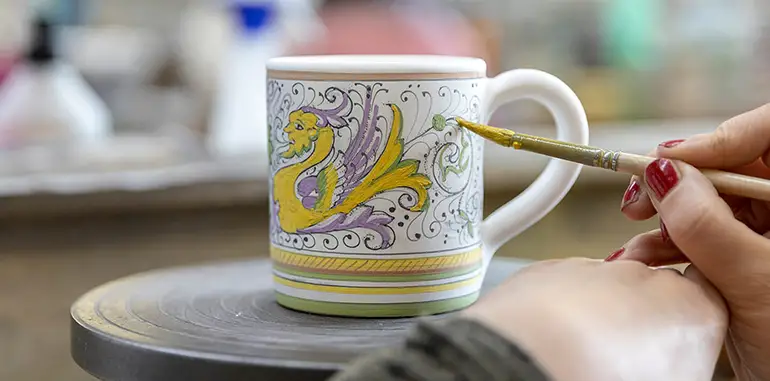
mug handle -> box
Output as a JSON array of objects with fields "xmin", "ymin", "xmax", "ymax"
[{"xmin": 479, "ymin": 69, "xmax": 590, "ymax": 269}]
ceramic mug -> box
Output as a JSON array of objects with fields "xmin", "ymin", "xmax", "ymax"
[{"xmin": 266, "ymin": 55, "xmax": 589, "ymax": 317}]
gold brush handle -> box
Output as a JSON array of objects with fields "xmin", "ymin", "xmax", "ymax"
[
  {"xmin": 456, "ymin": 118, "xmax": 622, "ymax": 170},
  {"xmin": 456, "ymin": 118, "xmax": 770, "ymax": 203},
  {"xmin": 510, "ymin": 133, "xmax": 623, "ymax": 171}
]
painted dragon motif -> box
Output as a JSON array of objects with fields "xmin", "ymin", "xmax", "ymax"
[{"xmin": 272, "ymin": 85, "xmax": 432, "ymax": 248}]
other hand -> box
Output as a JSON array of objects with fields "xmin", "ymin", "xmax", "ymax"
[{"xmin": 462, "ymin": 258, "xmax": 726, "ymax": 381}]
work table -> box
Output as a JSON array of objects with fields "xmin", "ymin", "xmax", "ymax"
[{"xmin": 0, "ymin": 188, "xmax": 734, "ymax": 381}]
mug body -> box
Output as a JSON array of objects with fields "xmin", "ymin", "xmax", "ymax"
[{"xmin": 266, "ymin": 55, "xmax": 487, "ymax": 317}]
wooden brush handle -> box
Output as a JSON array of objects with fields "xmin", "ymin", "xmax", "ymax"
[{"xmin": 618, "ymin": 153, "xmax": 770, "ymax": 202}]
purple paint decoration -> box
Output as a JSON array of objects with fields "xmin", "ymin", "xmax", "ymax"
[
  {"xmin": 299, "ymin": 88, "xmax": 350, "ymax": 128},
  {"xmin": 294, "ymin": 85, "xmax": 397, "ymax": 247},
  {"xmin": 299, "ymin": 205, "xmax": 395, "ymax": 248}
]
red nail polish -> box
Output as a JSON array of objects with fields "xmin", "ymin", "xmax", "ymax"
[
  {"xmin": 605, "ymin": 248, "xmax": 625, "ymax": 262},
  {"xmin": 645, "ymin": 159, "xmax": 679, "ymax": 200},
  {"xmin": 620, "ymin": 181, "xmax": 641, "ymax": 211},
  {"xmin": 659, "ymin": 139, "xmax": 685, "ymax": 148},
  {"xmin": 660, "ymin": 221, "xmax": 670, "ymax": 243}
]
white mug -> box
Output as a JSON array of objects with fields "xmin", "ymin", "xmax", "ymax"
[{"xmin": 266, "ymin": 55, "xmax": 589, "ymax": 317}]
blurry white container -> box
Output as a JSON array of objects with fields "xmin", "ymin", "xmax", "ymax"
[
  {"xmin": 206, "ymin": 0, "xmax": 323, "ymax": 158},
  {"xmin": 0, "ymin": 17, "xmax": 111, "ymax": 173}
]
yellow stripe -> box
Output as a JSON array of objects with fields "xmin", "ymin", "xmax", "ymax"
[
  {"xmin": 273, "ymin": 274, "xmax": 482, "ymax": 295},
  {"xmin": 270, "ymin": 245, "xmax": 482, "ymax": 274}
]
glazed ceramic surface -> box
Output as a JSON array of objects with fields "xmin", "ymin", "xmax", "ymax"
[{"xmin": 266, "ymin": 55, "xmax": 589, "ymax": 317}]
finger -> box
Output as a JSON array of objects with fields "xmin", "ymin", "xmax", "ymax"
[
  {"xmin": 625, "ymin": 149, "xmax": 770, "ymax": 220},
  {"xmin": 642, "ymin": 158, "xmax": 770, "ymax": 286},
  {"xmin": 657, "ymin": 103, "xmax": 770, "ymax": 168},
  {"xmin": 720, "ymin": 193, "xmax": 747, "ymax": 212},
  {"xmin": 621, "ymin": 176, "xmax": 657, "ymax": 221},
  {"xmin": 606, "ymin": 229, "xmax": 687, "ymax": 266},
  {"xmin": 626, "ymin": 158, "xmax": 770, "ymax": 227},
  {"xmin": 728, "ymin": 159, "xmax": 770, "ymax": 179},
  {"xmin": 621, "ymin": 148, "xmax": 659, "ymax": 220},
  {"xmin": 717, "ymin": 192, "xmax": 770, "ymax": 234}
]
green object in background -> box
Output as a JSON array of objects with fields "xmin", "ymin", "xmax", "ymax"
[
  {"xmin": 601, "ymin": 0, "xmax": 666, "ymax": 120},
  {"xmin": 602, "ymin": 0, "xmax": 663, "ymax": 71}
]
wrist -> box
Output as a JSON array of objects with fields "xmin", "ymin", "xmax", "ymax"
[
  {"xmin": 419, "ymin": 319, "xmax": 552, "ymax": 381},
  {"xmin": 462, "ymin": 304, "xmax": 604, "ymax": 381}
]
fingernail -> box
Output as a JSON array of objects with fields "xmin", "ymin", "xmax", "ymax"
[
  {"xmin": 645, "ymin": 159, "xmax": 680, "ymax": 201},
  {"xmin": 620, "ymin": 181, "xmax": 641, "ymax": 211},
  {"xmin": 605, "ymin": 247, "xmax": 625, "ymax": 262},
  {"xmin": 660, "ymin": 220, "xmax": 670, "ymax": 243},
  {"xmin": 658, "ymin": 139, "xmax": 685, "ymax": 148}
]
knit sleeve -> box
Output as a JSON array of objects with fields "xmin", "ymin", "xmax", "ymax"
[{"xmin": 329, "ymin": 318, "xmax": 551, "ymax": 381}]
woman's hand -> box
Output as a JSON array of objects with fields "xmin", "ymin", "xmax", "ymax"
[
  {"xmin": 462, "ymin": 258, "xmax": 726, "ymax": 381},
  {"xmin": 615, "ymin": 103, "xmax": 770, "ymax": 380}
]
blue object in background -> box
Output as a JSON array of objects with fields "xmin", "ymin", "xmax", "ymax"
[
  {"xmin": 232, "ymin": 0, "xmax": 276, "ymax": 35},
  {"xmin": 50, "ymin": 0, "xmax": 87, "ymax": 25}
]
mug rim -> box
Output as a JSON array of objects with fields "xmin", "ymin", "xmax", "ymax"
[{"xmin": 267, "ymin": 55, "xmax": 487, "ymax": 80}]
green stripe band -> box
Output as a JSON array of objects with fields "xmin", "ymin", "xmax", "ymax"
[{"xmin": 275, "ymin": 292, "xmax": 480, "ymax": 318}]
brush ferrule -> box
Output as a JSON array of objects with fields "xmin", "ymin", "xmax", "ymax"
[{"xmin": 594, "ymin": 150, "xmax": 621, "ymax": 171}]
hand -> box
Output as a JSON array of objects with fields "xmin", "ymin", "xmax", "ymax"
[
  {"xmin": 616, "ymin": 103, "xmax": 770, "ymax": 380},
  {"xmin": 462, "ymin": 258, "xmax": 726, "ymax": 381}
]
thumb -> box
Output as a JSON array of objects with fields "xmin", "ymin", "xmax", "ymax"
[{"xmin": 642, "ymin": 158, "xmax": 770, "ymax": 286}]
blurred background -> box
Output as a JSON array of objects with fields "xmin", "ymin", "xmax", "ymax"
[{"xmin": 0, "ymin": 0, "xmax": 759, "ymax": 379}]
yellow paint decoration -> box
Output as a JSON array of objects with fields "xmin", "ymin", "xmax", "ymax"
[
  {"xmin": 273, "ymin": 104, "xmax": 432, "ymax": 233},
  {"xmin": 270, "ymin": 245, "xmax": 483, "ymax": 274},
  {"xmin": 455, "ymin": 118, "xmax": 516, "ymax": 147}
]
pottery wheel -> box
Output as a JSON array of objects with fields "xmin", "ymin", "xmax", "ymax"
[{"xmin": 71, "ymin": 257, "xmax": 532, "ymax": 381}]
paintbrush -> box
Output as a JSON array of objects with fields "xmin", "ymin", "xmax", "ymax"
[{"xmin": 455, "ymin": 118, "xmax": 770, "ymax": 202}]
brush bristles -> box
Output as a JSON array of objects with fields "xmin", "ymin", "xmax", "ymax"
[{"xmin": 455, "ymin": 118, "xmax": 515, "ymax": 147}]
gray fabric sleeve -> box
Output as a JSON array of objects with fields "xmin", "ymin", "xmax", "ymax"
[{"xmin": 329, "ymin": 318, "xmax": 551, "ymax": 381}]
